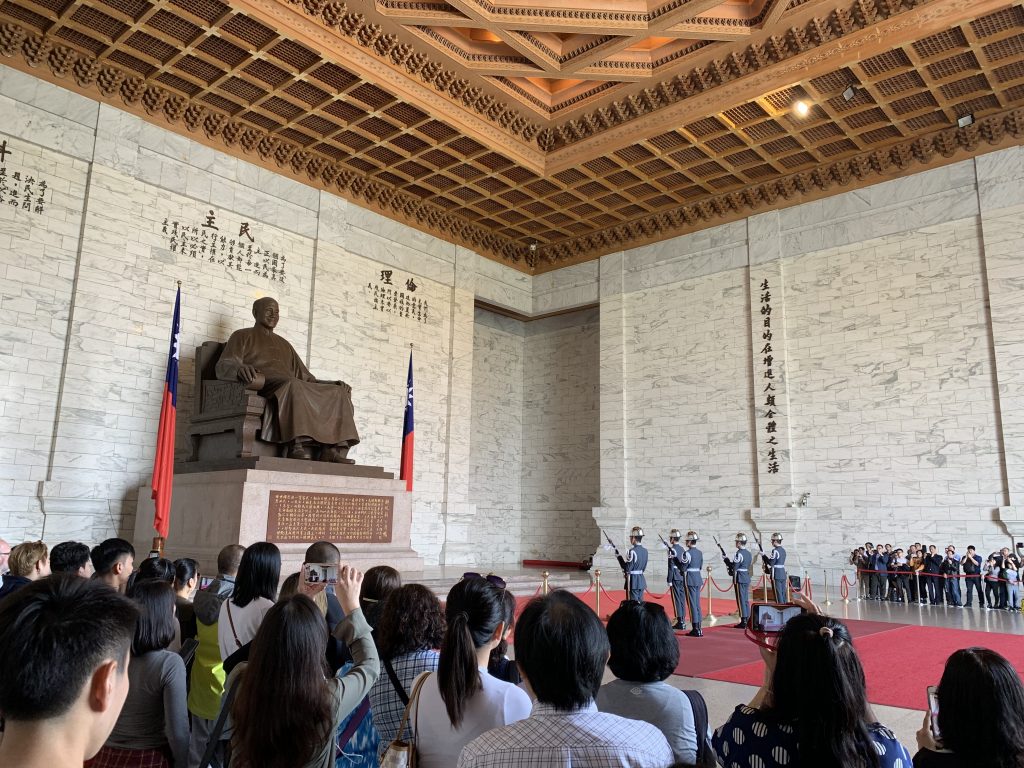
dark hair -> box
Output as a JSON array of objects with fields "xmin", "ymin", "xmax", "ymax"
[
  {"xmin": 217, "ymin": 544, "xmax": 245, "ymax": 576},
  {"xmin": 90, "ymin": 538, "xmax": 135, "ymax": 576},
  {"xmin": 50, "ymin": 541, "xmax": 91, "ymax": 574},
  {"xmin": 231, "ymin": 595, "xmax": 332, "ymax": 768},
  {"xmin": 131, "ymin": 580, "xmax": 177, "ymax": 655},
  {"xmin": 489, "ymin": 589, "xmax": 517, "ymax": 668},
  {"xmin": 764, "ymin": 613, "xmax": 880, "ymax": 768},
  {"xmin": 606, "ymin": 601, "xmax": 678, "ymax": 682},
  {"xmin": 233, "ymin": 542, "xmax": 281, "ymax": 608},
  {"xmin": 439, "ymin": 578, "xmax": 506, "ymax": 727},
  {"xmin": 514, "ymin": 591, "xmax": 609, "ymax": 711},
  {"xmin": 376, "ymin": 584, "xmax": 444, "ymax": 659},
  {"xmin": 134, "ymin": 557, "xmax": 175, "ymax": 587},
  {"xmin": 303, "ymin": 541, "xmax": 340, "ymax": 565},
  {"xmin": 935, "ymin": 648, "xmax": 1024, "ymax": 768},
  {"xmin": 0, "ymin": 574, "xmax": 137, "ymax": 720},
  {"xmin": 174, "ymin": 558, "xmax": 200, "ymax": 591},
  {"xmin": 360, "ymin": 565, "xmax": 401, "ymax": 624}
]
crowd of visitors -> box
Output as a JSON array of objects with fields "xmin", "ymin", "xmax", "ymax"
[
  {"xmin": 850, "ymin": 541, "xmax": 1023, "ymax": 609},
  {"xmin": 2, "ymin": 533, "xmax": 1023, "ymax": 768}
]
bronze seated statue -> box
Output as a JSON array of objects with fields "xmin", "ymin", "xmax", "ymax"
[{"xmin": 187, "ymin": 297, "xmax": 359, "ymax": 464}]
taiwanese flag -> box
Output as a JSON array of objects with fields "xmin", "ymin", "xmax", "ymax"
[
  {"xmin": 399, "ymin": 350, "xmax": 414, "ymax": 492},
  {"xmin": 151, "ymin": 286, "xmax": 181, "ymax": 539}
]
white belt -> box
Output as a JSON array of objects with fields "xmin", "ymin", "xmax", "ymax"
[
  {"xmin": 686, "ymin": 568, "xmax": 701, "ymax": 572},
  {"xmin": 629, "ymin": 571, "xmax": 644, "ymax": 575},
  {"xmin": 736, "ymin": 568, "xmax": 747, "ymax": 571},
  {"xmin": 773, "ymin": 565, "xmax": 786, "ymax": 570}
]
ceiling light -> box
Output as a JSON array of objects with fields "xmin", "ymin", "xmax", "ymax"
[
  {"xmin": 793, "ymin": 100, "xmax": 810, "ymax": 118},
  {"xmin": 842, "ymin": 86, "xmax": 856, "ymax": 102},
  {"xmin": 528, "ymin": 242, "xmax": 538, "ymax": 252},
  {"xmin": 957, "ymin": 114, "xmax": 974, "ymax": 128}
]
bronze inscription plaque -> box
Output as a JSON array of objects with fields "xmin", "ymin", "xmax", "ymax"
[{"xmin": 266, "ymin": 491, "xmax": 393, "ymax": 544}]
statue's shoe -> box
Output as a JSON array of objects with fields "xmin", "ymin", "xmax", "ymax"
[
  {"xmin": 321, "ymin": 446, "xmax": 356, "ymax": 464},
  {"xmin": 288, "ymin": 444, "xmax": 314, "ymax": 460}
]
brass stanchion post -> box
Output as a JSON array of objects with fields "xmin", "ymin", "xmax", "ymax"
[
  {"xmin": 823, "ymin": 569, "xmax": 832, "ymax": 606},
  {"xmin": 594, "ymin": 569, "xmax": 601, "ymax": 618},
  {"xmin": 542, "ymin": 570, "xmax": 550, "ymax": 596},
  {"xmin": 706, "ymin": 567, "xmax": 717, "ymax": 625}
]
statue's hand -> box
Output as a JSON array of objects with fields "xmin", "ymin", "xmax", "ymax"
[{"xmin": 238, "ymin": 365, "xmax": 260, "ymax": 386}]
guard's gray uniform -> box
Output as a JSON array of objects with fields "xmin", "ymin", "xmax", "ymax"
[
  {"xmin": 768, "ymin": 545, "xmax": 788, "ymax": 602},
  {"xmin": 731, "ymin": 547, "xmax": 753, "ymax": 621},
  {"xmin": 626, "ymin": 544, "xmax": 648, "ymax": 602},
  {"xmin": 680, "ymin": 546, "xmax": 703, "ymax": 626},
  {"xmin": 667, "ymin": 543, "xmax": 685, "ymax": 623}
]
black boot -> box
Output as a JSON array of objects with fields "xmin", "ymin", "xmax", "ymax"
[
  {"xmin": 686, "ymin": 623, "xmax": 703, "ymax": 637},
  {"xmin": 671, "ymin": 620, "xmax": 685, "ymax": 631}
]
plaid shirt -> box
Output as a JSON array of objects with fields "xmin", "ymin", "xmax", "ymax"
[
  {"xmin": 370, "ymin": 649, "xmax": 439, "ymax": 761},
  {"xmin": 457, "ymin": 701, "xmax": 673, "ymax": 768}
]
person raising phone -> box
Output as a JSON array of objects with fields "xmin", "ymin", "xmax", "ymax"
[
  {"xmin": 712, "ymin": 592, "xmax": 912, "ymax": 768},
  {"xmin": 915, "ymin": 648, "xmax": 1024, "ymax": 768}
]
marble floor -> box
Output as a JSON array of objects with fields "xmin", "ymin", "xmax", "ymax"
[{"xmin": 410, "ymin": 566, "xmax": 1024, "ymax": 753}]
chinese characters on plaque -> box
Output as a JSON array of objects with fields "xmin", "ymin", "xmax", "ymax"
[
  {"xmin": 759, "ymin": 278, "xmax": 780, "ymax": 475},
  {"xmin": 266, "ymin": 490, "xmax": 393, "ymax": 544},
  {"xmin": 163, "ymin": 209, "xmax": 285, "ymax": 284},
  {"xmin": 365, "ymin": 269, "xmax": 430, "ymax": 323},
  {"xmin": 0, "ymin": 139, "xmax": 49, "ymax": 214}
]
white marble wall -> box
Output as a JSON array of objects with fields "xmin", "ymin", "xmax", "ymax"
[
  {"xmin": 521, "ymin": 309, "xmax": 600, "ymax": 562},
  {"xmin": 0, "ymin": 64, "xmax": 527, "ymax": 565},
  {"xmin": 470, "ymin": 309, "xmax": 525, "ymax": 565}
]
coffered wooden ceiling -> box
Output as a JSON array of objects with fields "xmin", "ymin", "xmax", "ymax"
[{"xmin": 1, "ymin": 0, "xmax": 1023, "ymax": 272}]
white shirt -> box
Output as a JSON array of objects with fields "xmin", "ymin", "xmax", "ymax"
[
  {"xmin": 414, "ymin": 668, "xmax": 531, "ymax": 768},
  {"xmin": 458, "ymin": 701, "xmax": 673, "ymax": 768},
  {"xmin": 217, "ymin": 597, "xmax": 274, "ymax": 660}
]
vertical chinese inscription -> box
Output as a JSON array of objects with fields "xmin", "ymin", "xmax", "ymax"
[
  {"xmin": 266, "ymin": 491, "xmax": 393, "ymax": 543},
  {"xmin": 759, "ymin": 278, "xmax": 780, "ymax": 476}
]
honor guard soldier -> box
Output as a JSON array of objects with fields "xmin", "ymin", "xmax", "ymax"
[
  {"xmin": 626, "ymin": 526, "xmax": 648, "ymax": 603},
  {"xmin": 767, "ymin": 533, "xmax": 788, "ymax": 602},
  {"xmin": 681, "ymin": 530, "xmax": 704, "ymax": 637},
  {"xmin": 723, "ymin": 533, "xmax": 753, "ymax": 628},
  {"xmin": 666, "ymin": 529, "xmax": 686, "ymax": 630}
]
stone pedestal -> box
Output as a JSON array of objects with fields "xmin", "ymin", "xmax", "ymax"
[{"xmin": 134, "ymin": 457, "xmax": 423, "ymax": 577}]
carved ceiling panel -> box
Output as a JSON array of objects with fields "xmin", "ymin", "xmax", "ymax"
[{"xmin": 0, "ymin": 0, "xmax": 1022, "ymax": 272}]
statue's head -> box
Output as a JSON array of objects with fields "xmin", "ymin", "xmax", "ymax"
[{"xmin": 252, "ymin": 297, "xmax": 280, "ymax": 331}]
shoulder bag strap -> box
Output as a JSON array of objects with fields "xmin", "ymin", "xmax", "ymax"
[
  {"xmin": 683, "ymin": 689, "xmax": 711, "ymax": 766},
  {"xmin": 392, "ymin": 671, "xmax": 430, "ymax": 747},
  {"xmin": 384, "ymin": 657, "xmax": 410, "ymax": 706},
  {"xmin": 225, "ymin": 600, "xmax": 242, "ymax": 648},
  {"xmin": 200, "ymin": 676, "xmax": 240, "ymax": 768}
]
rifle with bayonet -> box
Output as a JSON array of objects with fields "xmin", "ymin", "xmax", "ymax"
[
  {"xmin": 752, "ymin": 531, "xmax": 772, "ymax": 574},
  {"xmin": 658, "ymin": 534, "xmax": 686, "ymax": 577},
  {"xmin": 602, "ymin": 529, "xmax": 628, "ymax": 575},
  {"xmin": 713, "ymin": 535, "xmax": 734, "ymax": 577}
]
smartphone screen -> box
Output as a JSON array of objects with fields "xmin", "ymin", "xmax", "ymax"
[
  {"xmin": 304, "ymin": 563, "xmax": 339, "ymax": 585},
  {"xmin": 927, "ymin": 686, "xmax": 941, "ymax": 740},
  {"xmin": 751, "ymin": 602, "xmax": 806, "ymax": 633},
  {"xmin": 199, "ymin": 576, "xmax": 213, "ymax": 591}
]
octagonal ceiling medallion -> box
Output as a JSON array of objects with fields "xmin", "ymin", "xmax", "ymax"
[{"xmin": 378, "ymin": 0, "xmax": 787, "ymax": 115}]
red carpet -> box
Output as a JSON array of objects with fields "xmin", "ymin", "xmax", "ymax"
[{"xmin": 685, "ymin": 622, "xmax": 1024, "ymax": 711}]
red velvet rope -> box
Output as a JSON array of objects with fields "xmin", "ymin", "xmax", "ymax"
[
  {"xmin": 840, "ymin": 575, "xmax": 850, "ymax": 600},
  {"xmin": 856, "ymin": 568, "xmax": 1015, "ymax": 583}
]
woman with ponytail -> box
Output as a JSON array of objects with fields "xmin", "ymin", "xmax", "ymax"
[
  {"xmin": 713, "ymin": 595, "xmax": 912, "ymax": 768},
  {"xmin": 413, "ymin": 575, "xmax": 531, "ymax": 767}
]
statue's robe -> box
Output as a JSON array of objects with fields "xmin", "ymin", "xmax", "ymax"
[{"xmin": 215, "ymin": 328, "xmax": 359, "ymax": 447}]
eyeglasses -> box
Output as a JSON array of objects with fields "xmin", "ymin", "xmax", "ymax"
[{"xmin": 462, "ymin": 572, "xmax": 507, "ymax": 591}]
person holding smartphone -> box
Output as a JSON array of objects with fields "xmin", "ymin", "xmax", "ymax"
[
  {"xmin": 914, "ymin": 648, "xmax": 1024, "ymax": 768},
  {"xmin": 713, "ymin": 592, "xmax": 912, "ymax": 768}
]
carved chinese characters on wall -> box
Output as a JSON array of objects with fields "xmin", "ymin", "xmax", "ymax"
[
  {"xmin": 760, "ymin": 278, "xmax": 780, "ymax": 476},
  {"xmin": 266, "ymin": 490, "xmax": 393, "ymax": 543},
  {"xmin": 0, "ymin": 139, "xmax": 49, "ymax": 214},
  {"xmin": 162, "ymin": 209, "xmax": 286, "ymax": 285},
  {"xmin": 365, "ymin": 270, "xmax": 430, "ymax": 323}
]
